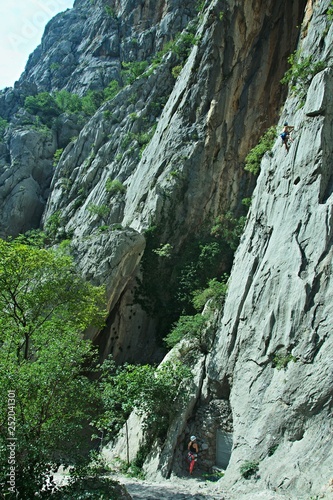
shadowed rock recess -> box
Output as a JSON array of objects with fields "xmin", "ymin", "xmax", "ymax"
[{"xmin": 1, "ymin": 0, "xmax": 333, "ymax": 497}]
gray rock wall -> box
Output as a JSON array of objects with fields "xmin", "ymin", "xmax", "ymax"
[{"xmin": 205, "ymin": 2, "xmax": 333, "ymax": 498}]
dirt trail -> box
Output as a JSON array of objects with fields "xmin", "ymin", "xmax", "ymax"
[{"xmin": 114, "ymin": 474, "xmax": 227, "ymax": 500}]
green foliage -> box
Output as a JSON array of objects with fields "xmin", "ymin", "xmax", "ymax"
[
  {"xmin": 172, "ymin": 65, "xmax": 183, "ymax": 79},
  {"xmin": 105, "ymin": 178, "xmax": 126, "ymax": 195},
  {"xmin": 23, "ymin": 83, "xmax": 120, "ymax": 129},
  {"xmin": 195, "ymin": 0, "xmax": 205, "ymax": 12},
  {"xmin": 240, "ymin": 460, "xmax": 259, "ymax": 479},
  {"xmin": 0, "ymin": 239, "xmax": 106, "ymax": 497},
  {"xmin": 173, "ymin": 30, "xmax": 199, "ymax": 59},
  {"xmin": 192, "ymin": 276, "xmax": 228, "ymax": 311},
  {"xmin": 328, "ymin": 1, "xmax": 333, "ymax": 20},
  {"xmin": 210, "ymin": 212, "xmax": 246, "ymax": 251},
  {"xmin": 121, "ymin": 61, "xmax": 149, "ymax": 85},
  {"xmin": 104, "ymin": 5, "xmax": 116, "ymax": 17},
  {"xmin": 14, "ymin": 229, "xmax": 48, "ymax": 248},
  {"xmin": 0, "ymin": 116, "xmax": 8, "ymax": 141},
  {"xmin": 54, "ymin": 89, "xmax": 83, "ymax": 113},
  {"xmin": 153, "ymin": 243, "xmax": 173, "ymax": 258},
  {"xmin": 24, "ymin": 92, "xmax": 61, "ymax": 127},
  {"xmin": 81, "ymin": 90, "xmax": 104, "ymax": 115},
  {"xmin": 242, "ymin": 197, "xmax": 252, "ymax": 207},
  {"xmin": 87, "ymin": 204, "xmax": 110, "ymax": 219},
  {"xmin": 272, "ymin": 353, "xmax": 297, "ymax": 370},
  {"xmin": 103, "ymin": 110, "xmax": 113, "ymax": 120},
  {"xmin": 44, "ymin": 210, "xmax": 63, "ymax": 241},
  {"xmin": 50, "ymin": 62, "xmax": 60, "ymax": 72},
  {"xmin": 244, "ymin": 126, "xmax": 277, "ymax": 176},
  {"xmin": 96, "ymin": 360, "xmax": 191, "ymax": 443},
  {"xmin": 53, "ymin": 147, "xmax": 64, "ymax": 166},
  {"xmin": 164, "ymin": 314, "xmax": 208, "ymax": 349},
  {"xmin": 281, "ymin": 50, "xmax": 326, "ymax": 101},
  {"xmin": 103, "ymin": 79, "xmax": 120, "ymax": 101},
  {"xmin": 201, "ymin": 471, "xmax": 225, "ymax": 481}
]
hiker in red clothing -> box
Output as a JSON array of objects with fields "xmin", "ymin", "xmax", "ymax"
[{"xmin": 187, "ymin": 436, "xmax": 199, "ymax": 474}]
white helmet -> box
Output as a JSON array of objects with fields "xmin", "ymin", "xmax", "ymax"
[{"xmin": 190, "ymin": 435, "xmax": 196, "ymax": 441}]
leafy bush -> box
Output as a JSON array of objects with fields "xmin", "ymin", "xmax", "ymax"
[
  {"xmin": 44, "ymin": 210, "xmax": 63, "ymax": 240},
  {"xmin": 153, "ymin": 243, "xmax": 173, "ymax": 258},
  {"xmin": 272, "ymin": 353, "xmax": 296, "ymax": 370},
  {"xmin": 95, "ymin": 360, "xmax": 191, "ymax": 443},
  {"xmin": 121, "ymin": 61, "xmax": 149, "ymax": 85},
  {"xmin": 103, "ymin": 80, "xmax": 120, "ymax": 101},
  {"xmin": 240, "ymin": 460, "xmax": 259, "ymax": 479},
  {"xmin": 105, "ymin": 178, "xmax": 126, "ymax": 195},
  {"xmin": 54, "ymin": 90, "xmax": 83, "ymax": 113},
  {"xmin": 81, "ymin": 90, "xmax": 105, "ymax": 115},
  {"xmin": 192, "ymin": 276, "xmax": 228, "ymax": 311},
  {"xmin": 281, "ymin": 50, "xmax": 326, "ymax": 100},
  {"xmin": 87, "ymin": 204, "xmax": 110, "ymax": 218},
  {"xmin": 0, "ymin": 116, "xmax": 8, "ymax": 140},
  {"xmin": 104, "ymin": 5, "xmax": 116, "ymax": 17},
  {"xmin": 210, "ymin": 212, "xmax": 246, "ymax": 250},
  {"xmin": 172, "ymin": 65, "xmax": 183, "ymax": 79},
  {"xmin": 53, "ymin": 148, "xmax": 64, "ymax": 166},
  {"xmin": 164, "ymin": 313, "xmax": 208, "ymax": 348},
  {"xmin": 244, "ymin": 126, "xmax": 277, "ymax": 176},
  {"xmin": 173, "ymin": 31, "xmax": 199, "ymax": 59},
  {"xmin": 52, "ymin": 477, "xmax": 125, "ymax": 499},
  {"xmin": 328, "ymin": 1, "xmax": 333, "ymax": 20},
  {"xmin": 24, "ymin": 92, "xmax": 61, "ymax": 126}
]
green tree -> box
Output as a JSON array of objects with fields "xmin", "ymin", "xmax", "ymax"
[
  {"xmin": 54, "ymin": 90, "xmax": 83, "ymax": 113},
  {"xmin": 24, "ymin": 92, "xmax": 61, "ymax": 127},
  {"xmin": 0, "ymin": 239, "xmax": 106, "ymax": 497},
  {"xmin": 96, "ymin": 360, "xmax": 191, "ymax": 460}
]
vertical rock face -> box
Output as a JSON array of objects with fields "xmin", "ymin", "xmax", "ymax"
[
  {"xmin": 39, "ymin": 0, "xmax": 305, "ymax": 362},
  {"xmin": 20, "ymin": 0, "xmax": 196, "ymax": 95},
  {"xmin": 205, "ymin": 2, "xmax": 333, "ymax": 498}
]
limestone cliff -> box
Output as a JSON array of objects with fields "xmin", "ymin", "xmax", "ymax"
[
  {"xmin": 0, "ymin": 0, "xmax": 332, "ymax": 497},
  {"xmin": 205, "ymin": 2, "xmax": 333, "ymax": 496}
]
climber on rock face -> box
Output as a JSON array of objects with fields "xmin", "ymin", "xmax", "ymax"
[{"xmin": 280, "ymin": 122, "xmax": 295, "ymax": 153}]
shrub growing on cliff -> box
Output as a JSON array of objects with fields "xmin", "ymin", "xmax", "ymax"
[
  {"xmin": 244, "ymin": 126, "xmax": 276, "ymax": 176},
  {"xmin": 192, "ymin": 276, "xmax": 228, "ymax": 311},
  {"xmin": 280, "ymin": 50, "xmax": 326, "ymax": 102},
  {"xmin": 328, "ymin": 1, "xmax": 333, "ymax": 20},
  {"xmin": 0, "ymin": 116, "xmax": 8, "ymax": 141},
  {"xmin": 240, "ymin": 460, "xmax": 259, "ymax": 479},
  {"xmin": 24, "ymin": 92, "xmax": 61, "ymax": 126},
  {"xmin": 0, "ymin": 239, "xmax": 106, "ymax": 498},
  {"xmin": 164, "ymin": 313, "xmax": 208, "ymax": 349},
  {"xmin": 95, "ymin": 360, "xmax": 191, "ymax": 445},
  {"xmin": 105, "ymin": 178, "xmax": 126, "ymax": 195}
]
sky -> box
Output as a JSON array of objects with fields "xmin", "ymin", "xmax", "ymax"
[{"xmin": 0, "ymin": 0, "xmax": 74, "ymax": 90}]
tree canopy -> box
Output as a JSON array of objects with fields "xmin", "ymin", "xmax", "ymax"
[{"xmin": 0, "ymin": 239, "xmax": 106, "ymax": 497}]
